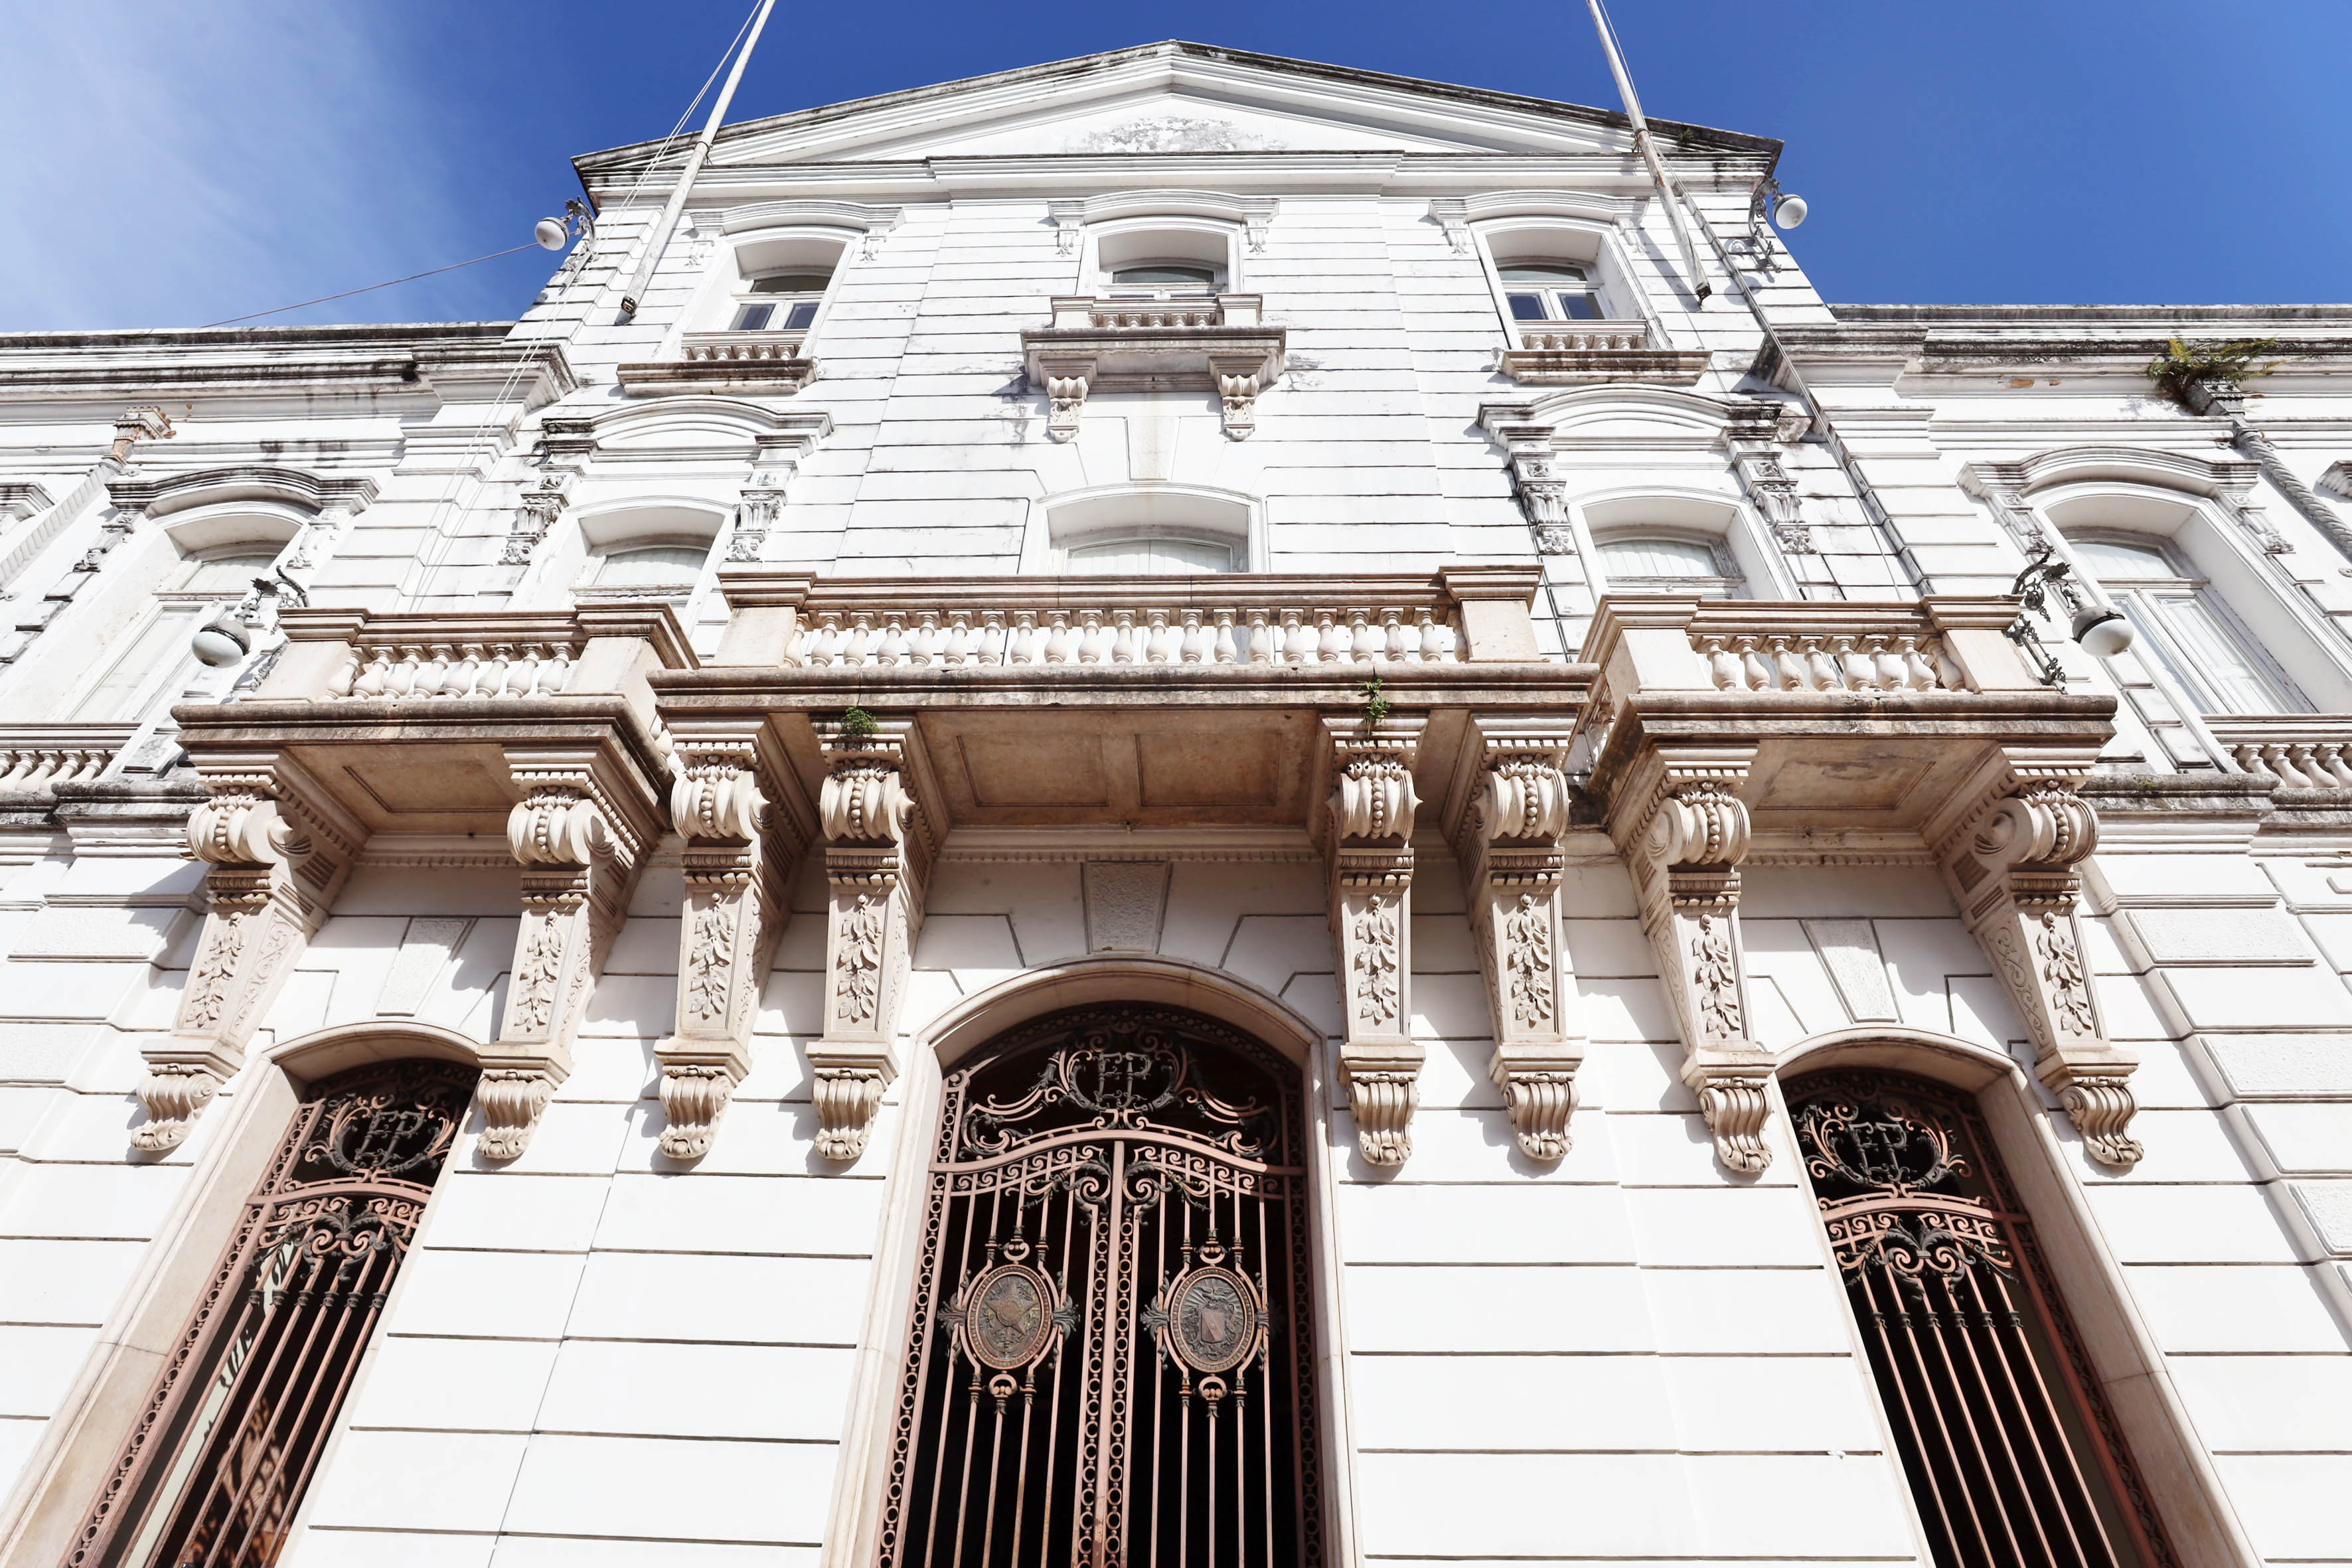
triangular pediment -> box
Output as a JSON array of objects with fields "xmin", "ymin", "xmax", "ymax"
[{"xmin": 577, "ymin": 42, "xmax": 1775, "ymax": 178}]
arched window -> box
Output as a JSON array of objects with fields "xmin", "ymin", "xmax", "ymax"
[
  {"xmin": 1065, "ymin": 535, "xmax": 1235, "ymax": 574},
  {"xmin": 66, "ymin": 546, "xmax": 279, "ymax": 720},
  {"xmin": 1787, "ymin": 1071, "xmax": 2175, "ymax": 1568},
  {"xmin": 1089, "ymin": 222, "xmax": 1237, "ymax": 300},
  {"xmin": 577, "ymin": 540, "xmax": 712, "ymax": 603},
  {"xmin": 1499, "ymin": 261, "xmax": 1604, "ymax": 322},
  {"xmin": 68, "ymin": 1059, "xmax": 477, "ymax": 1568},
  {"xmin": 879, "ymin": 1004, "xmax": 1322, "ymax": 1568},
  {"xmin": 728, "ymin": 268, "xmax": 832, "ymax": 333},
  {"xmin": 1595, "ymin": 532, "xmax": 1746, "ymax": 597},
  {"xmin": 2070, "ymin": 534, "xmax": 2302, "ymax": 715}
]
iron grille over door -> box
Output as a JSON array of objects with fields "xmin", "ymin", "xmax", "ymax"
[
  {"xmin": 1788, "ymin": 1071, "xmax": 2174, "ymax": 1568},
  {"xmin": 68, "ymin": 1058, "xmax": 477, "ymax": 1568},
  {"xmin": 879, "ymin": 1004, "xmax": 1322, "ymax": 1568}
]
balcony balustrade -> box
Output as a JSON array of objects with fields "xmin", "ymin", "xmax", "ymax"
[
  {"xmin": 617, "ymin": 331, "xmax": 815, "ymax": 394},
  {"xmin": 0, "ymin": 724, "xmax": 135, "ymax": 803},
  {"xmin": 1496, "ymin": 317, "xmax": 1711, "ymax": 388},
  {"xmin": 2205, "ymin": 715, "xmax": 2352, "ymax": 788},
  {"xmin": 1023, "ymin": 294, "xmax": 1285, "ymax": 439}
]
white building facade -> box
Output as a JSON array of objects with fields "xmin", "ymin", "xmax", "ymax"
[{"xmin": 0, "ymin": 40, "xmax": 2347, "ymax": 1568}]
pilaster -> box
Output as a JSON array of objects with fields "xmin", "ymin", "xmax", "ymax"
[
  {"xmin": 1323, "ymin": 714, "xmax": 1426, "ymax": 1166},
  {"xmin": 136, "ymin": 755, "xmax": 362, "ymax": 1150},
  {"xmin": 1447, "ymin": 718, "xmax": 1581, "ymax": 1160},
  {"xmin": 812, "ymin": 718, "xmax": 937, "ymax": 1161},
  {"xmin": 1610, "ymin": 745, "xmax": 1772, "ymax": 1172},
  {"xmin": 481, "ymin": 744, "xmax": 657, "ymax": 1159},
  {"xmin": 656, "ymin": 724, "xmax": 813, "ymax": 1159},
  {"xmin": 1932, "ymin": 750, "xmax": 2142, "ymax": 1166}
]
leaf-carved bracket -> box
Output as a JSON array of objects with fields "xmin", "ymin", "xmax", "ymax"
[
  {"xmin": 657, "ymin": 723, "xmax": 815, "ymax": 1160},
  {"xmin": 481, "ymin": 744, "xmax": 661, "ymax": 1160},
  {"xmin": 137, "ymin": 755, "xmax": 364, "ymax": 1152},
  {"xmin": 1608, "ymin": 745, "xmax": 1773, "ymax": 1173},
  {"xmin": 1930, "ymin": 751, "xmax": 2140, "ymax": 1166},
  {"xmin": 1322, "ymin": 714, "xmax": 1427, "ymax": 1167},
  {"xmin": 811, "ymin": 717, "xmax": 939, "ymax": 1162},
  {"xmin": 1446, "ymin": 716, "xmax": 1583, "ymax": 1162}
]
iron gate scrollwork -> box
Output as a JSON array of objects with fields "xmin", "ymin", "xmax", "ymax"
[
  {"xmin": 67, "ymin": 1058, "xmax": 477, "ymax": 1568},
  {"xmin": 880, "ymin": 1004, "xmax": 1322, "ymax": 1568},
  {"xmin": 1789, "ymin": 1071, "xmax": 2173, "ymax": 1568}
]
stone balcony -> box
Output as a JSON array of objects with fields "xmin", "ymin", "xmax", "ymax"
[
  {"xmin": 1575, "ymin": 595, "xmax": 2114, "ymax": 839},
  {"xmin": 0, "ymin": 723, "xmax": 135, "ymax": 815},
  {"xmin": 664, "ymin": 565, "xmax": 1560, "ymax": 834},
  {"xmin": 617, "ymin": 330, "xmax": 814, "ymax": 395},
  {"xmin": 2204, "ymin": 714, "xmax": 2352, "ymax": 789},
  {"xmin": 1021, "ymin": 293, "xmax": 1285, "ymax": 439},
  {"xmin": 1496, "ymin": 317, "xmax": 1711, "ymax": 388}
]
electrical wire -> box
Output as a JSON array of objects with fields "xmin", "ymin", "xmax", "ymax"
[{"xmin": 196, "ymin": 241, "xmax": 546, "ymax": 329}]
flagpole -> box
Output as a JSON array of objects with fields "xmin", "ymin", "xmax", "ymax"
[
  {"xmin": 1583, "ymin": 0, "xmax": 1710, "ymax": 301},
  {"xmin": 621, "ymin": 0, "xmax": 778, "ymax": 317}
]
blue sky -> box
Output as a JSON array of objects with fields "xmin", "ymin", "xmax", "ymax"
[{"xmin": 5, "ymin": 0, "xmax": 2346, "ymax": 332}]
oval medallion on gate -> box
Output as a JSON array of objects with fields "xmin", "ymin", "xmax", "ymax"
[
  {"xmin": 1168, "ymin": 1265, "xmax": 1259, "ymax": 1375},
  {"xmin": 962, "ymin": 1263, "xmax": 1054, "ymax": 1371}
]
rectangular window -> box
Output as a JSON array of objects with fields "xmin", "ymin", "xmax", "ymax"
[{"xmin": 732, "ymin": 302, "xmax": 775, "ymax": 331}]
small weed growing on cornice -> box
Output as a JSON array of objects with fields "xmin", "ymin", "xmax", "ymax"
[
  {"xmin": 838, "ymin": 706, "xmax": 878, "ymax": 738},
  {"xmin": 1360, "ymin": 678, "xmax": 1392, "ymax": 726},
  {"xmin": 2144, "ymin": 337, "xmax": 2281, "ymax": 403}
]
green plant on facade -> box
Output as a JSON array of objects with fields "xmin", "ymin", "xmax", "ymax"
[
  {"xmin": 1360, "ymin": 678, "xmax": 1392, "ymax": 725},
  {"xmin": 838, "ymin": 706, "xmax": 878, "ymax": 738},
  {"xmin": 2144, "ymin": 337, "xmax": 2280, "ymax": 403}
]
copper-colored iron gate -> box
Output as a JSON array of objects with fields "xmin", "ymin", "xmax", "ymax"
[
  {"xmin": 1788, "ymin": 1071, "xmax": 2173, "ymax": 1568},
  {"xmin": 879, "ymin": 1005, "xmax": 1322, "ymax": 1568},
  {"xmin": 68, "ymin": 1059, "xmax": 476, "ymax": 1568}
]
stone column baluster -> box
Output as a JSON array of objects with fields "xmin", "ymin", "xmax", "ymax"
[
  {"xmin": 481, "ymin": 757, "xmax": 651, "ymax": 1159},
  {"xmin": 136, "ymin": 757, "xmax": 362, "ymax": 1150},
  {"xmin": 657, "ymin": 727, "xmax": 811, "ymax": 1160},
  {"xmin": 811, "ymin": 718, "xmax": 935, "ymax": 1161},
  {"xmin": 1614, "ymin": 747, "xmax": 1773, "ymax": 1172},
  {"xmin": 1324, "ymin": 714, "xmax": 1428, "ymax": 1166},
  {"xmin": 1933, "ymin": 753, "xmax": 2141, "ymax": 1166},
  {"xmin": 1450, "ymin": 719, "xmax": 1582, "ymax": 1160}
]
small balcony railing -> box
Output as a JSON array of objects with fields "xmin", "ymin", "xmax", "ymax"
[
  {"xmin": 1497, "ymin": 318, "xmax": 1711, "ymax": 387},
  {"xmin": 678, "ymin": 330, "xmax": 809, "ymax": 363},
  {"xmin": 0, "ymin": 724, "xmax": 136, "ymax": 799},
  {"xmin": 257, "ymin": 607, "xmax": 692, "ymax": 704},
  {"xmin": 1512, "ymin": 319, "xmax": 1652, "ymax": 353},
  {"xmin": 2203, "ymin": 715, "xmax": 2352, "ymax": 787}
]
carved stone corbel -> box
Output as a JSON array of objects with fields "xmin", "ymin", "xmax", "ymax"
[
  {"xmin": 1210, "ymin": 353, "xmax": 1263, "ymax": 440},
  {"xmin": 1933, "ymin": 755, "xmax": 2141, "ymax": 1166},
  {"xmin": 501, "ymin": 416, "xmax": 595, "ymax": 568},
  {"xmin": 1324, "ymin": 715, "xmax": 1426, "ymax": 1166},
  {"xmin": 1427, "ymin": 198, "xmax": 1470, "ymax": 254},
  {"xmin": 482, "ymin": 755, "xmax": 653, "ymax": 1159},
  {"xmin": 1613, "ymin": 748, "xmax": 1773, "ymax": 1172},
  {"xmin": 728, "ymin": 418, "xmax": 829, "ymax": 563},
  {"xmin": 1480, "ymin": 410, "xmax": 1569, "ymax": 536},
  {"xmin": 1449, "ymin": 719, "xmax": 1582, "ymax": 1161},
  {"xmin": 812, "ymin": 719, "xmax": 936, "ymax": 1161},
  {"xmin": 137, "ymin": 759, "xmax": 361, "ymax": 1150},
  {"xmin": 657, "ymin": 727, "xmax": 812, "ymax": 1159},
  {"xmin": 1038, "ymin": 354, "xmax": 1093, "ymax": 443},
  {"xmin": 1723, "ymin": 406, "xmax": 1814, "ymax": 554}
]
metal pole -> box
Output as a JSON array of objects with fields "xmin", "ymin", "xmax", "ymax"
[
  {"xmin": 1583, "ymin": 0, "xmax": 1710, "ymax": 301},
  {"xmin": 620, "ymin": 0, "xmax": 777, "ymax": 317}
]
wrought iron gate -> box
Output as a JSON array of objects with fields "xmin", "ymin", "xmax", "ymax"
[
  {"xmin": 879, "ymin": 1004, "xmax": 1322, "ymax": 1568},
  {"xmin": 1788, "ymin": 1071, "xmax": 2173, "ymax": 1568},
  {"xmin": 69, "ymin": 1058, "xmax": 476, "ymax": 1568}
]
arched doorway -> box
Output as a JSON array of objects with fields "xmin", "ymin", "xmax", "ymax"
[
  {"xmin": 876, "ymin": 1003, "xmax": 1322, "ymax": 1568},
  {"xmin": 1786, "ymin": 1069, "xmax": 2175, "ymax": 1568}
]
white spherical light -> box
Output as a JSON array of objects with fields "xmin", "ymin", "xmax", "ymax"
[
  {"xmin": 1773, "ymin": 193, "xmax": 1809, "ymax": 230},
  {"xmin": 2071, "ymin": 607, "xmax": 2136, "ymax": 659},
  {"xmin": 190, "ymin": 608, "xmax": 252, "ymax": 668},
  {"xmin": 534, "ymin": 217, "xmax": 570, "ymax": 251}
]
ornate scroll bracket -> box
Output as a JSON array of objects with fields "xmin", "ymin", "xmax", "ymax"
[
  {"xmin": 501, "ymin": 416, "xmax": 595, "ymax": 570},
  {"xmin": 482, "ymin": 753, "xmax": 654, "ymax": 1160},
  {"xmin": 1932, "ymin": 756, "xmax": 2140, "ymax": 1166},
  {"xmin": 1447, "ymin": 718, "xmax": 1583, "ymax": 1162},
  {"xmin": 1324, "ymin": 715, "xmax": 1426, "ymax": 1166},
  {"xmin": 1211, "ymin": 352, "xmax": 1263, "ymax": 440},
  {"xmin": 811, "ymin": 718, "xmax": 937, "ymax": 1162},
  {"xmin": 1723, "ymin": 404, "xmax": 1815, "ymax": 553},
  {"xmin": 1478, "ymin": 410, "xmax": 1569, "ymax": 534},
  {"xmin": 728, "ymin": 419, "xmax": 828, "ymax": 563},
  {"xmin": 657, "ymin": 726, "xmax": 813, "ymax": 1160},
  {"xmin": 137, "ymin": 759, "xmax": 362, "ymax": 1151},
  {"xmin": 1611, "ymin": 748, "xmax": 1774, "ymax": 1172}
]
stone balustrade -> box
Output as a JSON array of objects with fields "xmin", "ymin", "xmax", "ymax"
[
  {"xmin": 1587, "ymin": 597, "xmax": 2045, "ymax": 700},
  {"xmin": 2207, "ymin": 716, "xmax": 2352, "ymax": 787},
  {"xmin": 1048, "ymin": 293, "xmax": 1264, "ymax": 331},
  {"xmin": 1691, "ymin": 617, "xmax": 1967, "ymax": 694},
  {"xmin": 0, "ymin": 724, "xmax": 135, "ymax": 797},
  {"xmin": 678, "ymin": 331, "xmax": 809, "ymax": 363},
  {"xmin": 257, "ymin": 607, "xmax": 693, "ymax": 708},
  {"xmin": 1514, "ymin": 319, "xmax": 1651, "ymax": 353},
  {"xmin": 781, "ymin": 584, "xmax": 1462, "ymax": 668}
]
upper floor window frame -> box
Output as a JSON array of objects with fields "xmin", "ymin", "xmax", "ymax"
[
  {"xmin": 2065, "ymin": 527, "xmax": 2308, "ymax": 716},
  {"xmin": 1472, "ymin": 218, "xmax": 1655, "ymax": 342},
  {"xmin": 692, "ymin": 224, "xmax": 852, "ymax": 343},
  {"xmin": 1079, "ymin": 215, "xmax": 1244, "ymax": 301},
  {"xmin": 1571, "ymin": 488, "xmax": 1798, "ymax": 605}
]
